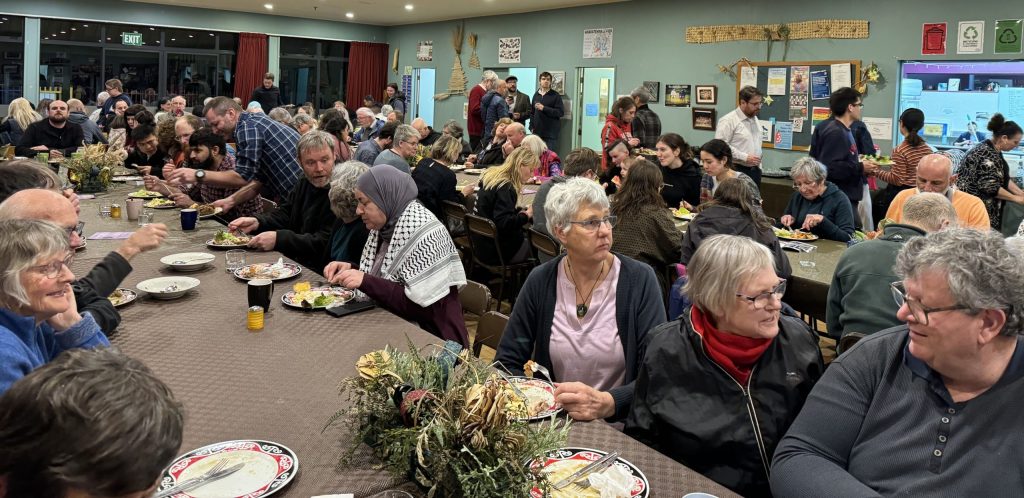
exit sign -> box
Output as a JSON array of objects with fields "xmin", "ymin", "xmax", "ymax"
[{"xmin": 121, "ymin": 31, "xmax": 143, "ymax": 46}]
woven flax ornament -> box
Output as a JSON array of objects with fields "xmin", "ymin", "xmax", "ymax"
[{"xmin": 687, "ymin": 19, "xmax": 869, "ymax": 44}]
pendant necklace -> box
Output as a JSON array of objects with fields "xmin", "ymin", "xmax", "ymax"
[{"xmin": 566, "ymin": 256, "xmax": 606, "ymax": 319}]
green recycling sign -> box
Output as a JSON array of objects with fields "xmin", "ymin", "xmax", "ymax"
[{"xmin": 995, "ymin": 19, "xmax": 1022, "ymax": 54}]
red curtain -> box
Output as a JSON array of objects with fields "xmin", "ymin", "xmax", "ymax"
[
  {"xmin": 346, "ymin": 42, "xmax": 389, "ymax": 110},
  {"xmin": 233, "ymin": 33, "xmax": 269, "ymax": 101}
]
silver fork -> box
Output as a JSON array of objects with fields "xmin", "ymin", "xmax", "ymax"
[
  {"xmin": 531, "ymin": 363, "xmax": 552, "ymax": 381},
  {"xmin": 154, "ymin": 459, "xmax": 228, "ymax": 498}
]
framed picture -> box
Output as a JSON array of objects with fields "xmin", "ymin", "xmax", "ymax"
[
  {"xmin": 695, "ymin": 85, "xmax": 717, "ymax": 105},
  {"xmin": 693, "ymin": 108, "xmax": 717, "ymax": 131},
  {"xmin": 549, "ymin": 71, "xmax": 566, "ymax": 95},
  {"xmin": 643, "ymin": 81, "xmax": 660, "ymax": 103},
  {"xmin": 664, "ymin": 84, "xmax": 691, "ymax": 107}
]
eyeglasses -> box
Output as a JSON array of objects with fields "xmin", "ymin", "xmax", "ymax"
[
  {"xmin": 792, "ymin": 180, "xmax": 820, "ymax": 190},
  {"xmin": 853, "ymin": 102, "xmax": 865, "ymax": 108},
  {"xmin": 402, "ymin": 140, "xmax": 419, "ymax": 147},
  {"xmin": 736, "ymin": 279, "xmax": 787, "ymax": 309},
  {"xmin": 890, "ymin": 281, "xmax": 972, "ymax": 325},
  {"xmin": 65, "ymin": 221, "xmax": 85, "ymax": 239},
  {"xmin": 567, "ymin": 215, "xmax": 618, "ymax": 232},
  {"xmin": 31, "ymin": 253, "xmax": 74, "ymax": 279}
]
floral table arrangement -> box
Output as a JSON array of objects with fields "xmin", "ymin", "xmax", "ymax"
[
  {"xmin": 65, "ymin": 140, "xmax": 128, "ymax": 193},
  {"xmin": 326, "ymin": 339, "xmax": 570, "ymax": 497}
]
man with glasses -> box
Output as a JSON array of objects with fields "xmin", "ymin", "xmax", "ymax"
[
  {"xmin": 826, "ymin": 192, "xmax": 958, "ymax": 345},
  {"xmin": 809, "ymin": 87, "xmax": 880, "ymax": 229},
  {"xmin": 0, "ymin": 189, "xmax": 168, "ymax": 333},
  {"xmin": 373, "ymin": 124, "xmax": 419, "ymax": 174},
  {"xmin": 716, "ymin": 86, "xmax": 765, "ymax": 186},
  {"xmin": 15, "ymin": 100, "xmax": 84, "ymax": 159},
  {"xmin": 774, "ymin": 228, "xmax": 1024, "ymax": 496}
]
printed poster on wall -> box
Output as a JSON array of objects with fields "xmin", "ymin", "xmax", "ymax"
[
  {"xmin": 922, "ymin": 23, "xmax": 947, "ymax": 55},
  {"xmin": 810, "ymin": 70, "xmax": 830, "ymax": 100},
  {"xmin": 758, "ymin": 119, "xmax": 773, "ymax": 143},
  {"xmin": 416, "ymin": 41, "xmax": 433, "ymax": 61},
  {"xmin": 957, "ymin": 21, "xmax": 985, "ymax": 54},
  {"xmin": 498, "ymin": 37, "xmax": 522, "ymax": 64},
  {"xmin": 995, "ymin": 19, "xmax": 1023, "ymax": 54},
  {"xmin": 583, "ymin": 28, "xmax": 613, "ymax": 58},
  {"xmin": 811, "ymin": 107, "xmax": 831, "ymax": 128},
  {"xmin": 739, "ymin": 66, "xmax": 757, "ymax": 90},
  {"xmin": 830, "ymin": 63, "xmax": 852, "ymax": 92},
  {"xmin": 767, "ymin": 68, "xmax": 787, "ymax": 95},
  {"xmin": 774, "ymin": 121, "xmax": 794, "ymax": 150}
]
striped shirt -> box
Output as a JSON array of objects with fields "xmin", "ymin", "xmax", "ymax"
[
  {"xmin": 877, "ymin": 141, "xmax": 932, "ymax": 187},
  {"xmin": 234, "ymin": 112, "xmax": 302, "ymax": 200}
]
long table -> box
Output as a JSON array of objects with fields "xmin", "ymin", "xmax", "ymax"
[{"xmin": 69, "ymin": 183, "xmax": 738, "ymax": 497}]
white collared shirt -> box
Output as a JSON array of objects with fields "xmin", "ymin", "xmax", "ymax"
[{"xmin": 716, "ymin": 107, "xmax": 763, "ymax": 167}]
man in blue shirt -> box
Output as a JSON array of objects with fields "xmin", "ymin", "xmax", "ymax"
[{"xmin": 165, "ymin": 97, "xmax": 301, "ymax": 212}]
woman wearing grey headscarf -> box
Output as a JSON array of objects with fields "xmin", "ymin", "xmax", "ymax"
[{"xmin": 324, "ymin": 165, "xmax": 469, "ymax": 346}]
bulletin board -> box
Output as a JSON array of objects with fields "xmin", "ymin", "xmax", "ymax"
[{"xmin": 736, "ymin": 60, "xmax": 861, "ymax": 152}]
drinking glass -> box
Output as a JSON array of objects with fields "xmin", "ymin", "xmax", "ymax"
[
  {"xmin": 99, "ymin": 202, "xmax": 112, "ymax": 218},
  {"xmin": 138, "ymin": 210, "xmax": 154, "ymax": 226},
  {"xmin": 225, "ymin": 250, "xmax": 247, "ymax": 272},
  {"xmin": 798, "ymin": 246, "xmax": 818, "ymax": 270},
  {"xmin": 109, "ymin": 203, "xmax": 122, "ymax": 220}
]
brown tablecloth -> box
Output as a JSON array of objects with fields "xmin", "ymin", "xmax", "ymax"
[{"xmin": 68, "ymin": 184, "xmax": 738, "ymax": 498}]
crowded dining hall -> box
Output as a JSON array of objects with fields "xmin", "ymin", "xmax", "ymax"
[{"xmin": 2, "ymin": 0, "xmax": 1023, "ymax": 496}]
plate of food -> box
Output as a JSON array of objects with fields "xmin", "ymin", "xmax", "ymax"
[
  {"xmin": 464, "ymin": 168, "xmax": 485, "ymax": 175},
  {"xmin": 281, "ymin": 282, "xmax": 354, "ymax": 310},
  {"xmin": 207, "ymin": 230, "xmax": 251, "ymax": 248},
  {"xmin": 112, "ymin": 175, "xmax": 143, "ymax": 182},
  {"xmin": 160, "ymin": 252, "xmax": 216, "ymax": 271},
  {"xmin": 136, "ymin": 276, "xmax": 200, "ymax": 300},
  {"xmin": 190, "ymin": 203, "xmax": 222, "ymax": 219},
  {"xmin": 234, "ymin": 262, "xmax": 302, "ymax": 281},
  {"xmin": 107, "ymin": 288, "xmax": 137, "ymax": 307},
  {"xmin": 145, "ymin": 198, "xmax": 176, "ymax": 209},
  {"xmin": 774, "ymin": 228, "xmax": 819, "ymax": 241},
  {"xmin": 449, "ymin": 164, "xmax": 466, "ymax": 171},
  {"xmin": 157, "ymin": 439, "xmax": 297, "ymax": 498},
  {"xmin": 128, "ymin": 188, "xmax": 164, "ymax": 199},
  {"xmin": 500, "ymin": 376, "xmax": 560, "ymax": 422},
  {"xmin": 672, "ymin": 207, "xmax": 695, "ymax": 221},
  {"xmin": 529, "ymin": 447, "xmax": 650, "ymax": 498},
  {"xmin": 635, "ymin": 147, "xmax": 657, "ymax": 156},
  {"xmin": 860, "ymin": 154, "xmax": 893, "ymax": 166}
]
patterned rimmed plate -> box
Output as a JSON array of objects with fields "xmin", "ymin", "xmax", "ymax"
[
  {"xmin": 107, "ymin": 288, "xmax": 137, "ymax": 307},
  {"xmin": 528, "ymin": 447, "xmax": 650, "ymax": 498},
  {"xmin": 281, "ymin": 287, "xmax": 355, "ymax": 310},
  {"xmin": 157, "ymin": 439, "xmax": 298, "ymax": 497},
  {"xmin": 234, "ymin": 262, "xmax": 302, "ymax": 281},
  {"xmin": 501, "ymin": 376, "xmax": 560, "ymax": 422}
]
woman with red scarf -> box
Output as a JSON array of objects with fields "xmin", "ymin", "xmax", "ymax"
[{"xmin": 625, "ymin": 234, "xmax": 823, "ymax": 498}]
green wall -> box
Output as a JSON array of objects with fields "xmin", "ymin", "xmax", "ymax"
[
  {"xmin": 0, "ymin": 0, "xmax": 386, "ymax": 41},
  {"xmin": 384, "ymin": 0, "xmax": 1023, "ymax": 165}
]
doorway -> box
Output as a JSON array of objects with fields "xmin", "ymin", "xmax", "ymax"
[
  {"xmin": 483, "ymin": 67, "xmax": 537, "ymax": 127},
  {"xmin": 412, "ymin": 67, "xmax": 436, "ymax": 126},
  {"xmin": 573, "ymin": 67, "xmax": 615, "ymax": 152}
]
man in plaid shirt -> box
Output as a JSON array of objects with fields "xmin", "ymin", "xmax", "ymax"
[
  {"xmin": 165, "ymin": 97, "xmax": 301, "ymax": 212},
  {"xmin": 631, "ymin": 86, "xmax": 661, "ymax": 150}
]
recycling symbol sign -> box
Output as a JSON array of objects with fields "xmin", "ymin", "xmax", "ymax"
[
  {"xmin": 963, "ymin": 26, "xmax": 979, "ymax": 40},
  {"xmin": 999, "ymin": 28, "xmax": 1018, "ymax": 44},
  {"xmin": 957, "ymin": 21, "xmax": 985, "ymax": 54},
  {"xmin": 995, "ymin": 19, "xmax": 1023, "ymax": 54}
]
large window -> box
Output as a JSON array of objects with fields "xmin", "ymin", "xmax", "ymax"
[
  {"xmin": 39, "ymin": 20, "xmax": 237, "ymax": 108},
  {"xmin": 0, "ymin": 15, "xmax": 24, "ymax": 105},
  {"xmin": 280, "ymin": 37, "xmax": 348, "ymax": 111}
]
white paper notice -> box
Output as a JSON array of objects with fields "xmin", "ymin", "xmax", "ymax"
[
  {"xmin": 758, "ymin": 119, "xmax": 773, "ymax": 142},
  {"xmin": 767, "ymin": 68, "xmax": 787, "ymax": 95},
  {"xmin": 830, "ymin": 63, "xmax": 852, "ymax": 92},
  {"xmin": 862, "ymin": 117, "xmax": 894, "ymax": 141},
  {"xmin": 740, "ymin": 66, "xmax": 757, "ymax": 90}
]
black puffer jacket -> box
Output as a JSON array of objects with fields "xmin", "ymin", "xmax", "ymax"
[
  {"xmin": 625, "ymin": 307, "xmax": 824, "ymax": 497},
  {"xmin": 680, "ymin": 204, "xmax": 792, "ymax": 279}
]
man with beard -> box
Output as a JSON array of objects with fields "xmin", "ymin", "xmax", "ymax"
[
  {"xmin": 505, "ymin": 75, "xmax": 532, "ymax": 126},
  {"xmin": 715, "ymin": 86, "xmax": 765, "ymax": 186},
  {"xmin": 146, "ymin": 128, "xmax": 263, "ymax": 220},
  {"xmin": 226, "ymin": 130, "xmax": 337, "ymax": 270},
  {"xmin": 15, "ymin": 100, "xmax": 84, "ymax": 159}
]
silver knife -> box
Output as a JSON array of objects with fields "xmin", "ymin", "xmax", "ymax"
[
  {"xmin": 552, "ymin": 451, "xmax": 619, "ymax": 489},
  {"xmin": 154, "ymin": 462, "xmax": 245, "ymax": 497}
]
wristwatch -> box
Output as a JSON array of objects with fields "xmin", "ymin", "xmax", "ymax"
[{"xmin": 195, "ymin": 169, "xmax": 206, "ymax": 183}]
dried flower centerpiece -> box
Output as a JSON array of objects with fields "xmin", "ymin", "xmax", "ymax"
[
  {"xmin": 326, "ymin": 339, "xmax": 570, "ymax": 497},
  {"xmin": 64, "ymin": 137, "xmax": 128, "ymax": 193}
]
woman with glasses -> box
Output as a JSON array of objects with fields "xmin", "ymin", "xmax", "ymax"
[
  {"xmin": 779, "ymin": 157, "xmax": 855, "ymax": 241},
  {"xmin": 470, "ymin": 147, "xmax": 539, "ymax": 265},
  {"xmin": 0, "ymin": 219, "xmax": 110, "ymax": 394},
  {"xmin": 496, "ymin": 177, "xmax": 666, "ymax": 421},
  {"xmin": 682, "ymin": 177, "xmax": 792, "ymax": 279},
  {"xmin": 626, "ymin": 234, "xmax": 823, "ymax": 497},
  {"xmin": 611, "ymin": 160, "xmax": 682, "ymax": 292}
]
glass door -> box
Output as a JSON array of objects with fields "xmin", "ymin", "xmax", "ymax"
[
  {"xmin": 413, "ymin": 68, "xmax": 435, "ymax": 126},
  {"xmin": 104, "ymin": 49, "xmax": 160, "ymax": 105},
  {"xmin": 575, "ymin": 67, "xmax": 615, "ymax": 151}
]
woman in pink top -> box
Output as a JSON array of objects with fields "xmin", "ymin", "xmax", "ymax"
[{"xmin": 495, "ymin": 176, "xmax": 666, "ymax": 422}]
